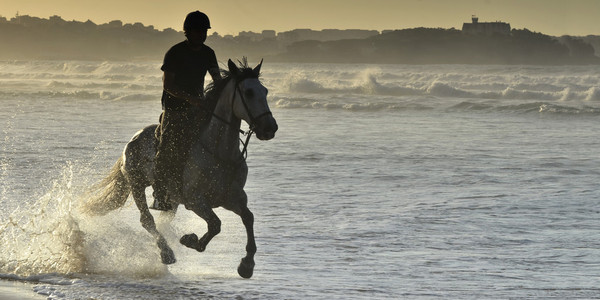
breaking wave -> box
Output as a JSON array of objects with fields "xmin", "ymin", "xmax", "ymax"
[
  {"xmin": 266, "ymin": 64, "xmax": 600, "ymax": 114},
  {"xmin": 276, "ymin": 70, "xmax": 600, "ymax": 101},
  {"xmin": 1, "ymin": 60, "xmax": 599, "ymax": 114}
]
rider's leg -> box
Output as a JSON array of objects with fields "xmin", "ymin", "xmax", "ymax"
[
  {"xmin": 152, "ymin": 111, "xmax": 171, "ymax": 210},
  {"xmin": 152, "ymin": 110, "xmax": 192, "ymax": 210}
]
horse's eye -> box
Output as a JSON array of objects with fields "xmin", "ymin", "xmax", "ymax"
[{"xmin": 245, "ymin": 89, "xmax": 254, "ymax": 98}]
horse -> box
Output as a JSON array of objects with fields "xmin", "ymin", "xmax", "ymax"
[{"xmin": 83, "ymin": 59, "xmax": 278, "ymax": 278}]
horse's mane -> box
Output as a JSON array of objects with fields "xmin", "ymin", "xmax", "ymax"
[{"xmin": 204, "ymin": 58, "xmax": 260, "ymax": 108}]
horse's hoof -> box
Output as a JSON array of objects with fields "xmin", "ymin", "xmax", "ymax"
[
  {"xmin": 161, "ymin": 248, "xmax": 176, "ymax": 265},
  {"xmin": 180, "ymin": 234, "xmax": 199, "ymax": 249},
  {"xmin": 237, "ymin": 257, "xmax": 255, "ymax": 279},
  {"xmin": 196, "ymin": 237, "xmax": 208, "ymax": 252}
]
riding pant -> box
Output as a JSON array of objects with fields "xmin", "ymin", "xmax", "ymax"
[{"xmin": 154, "ymin": 108, "xmax": 198, "ymax": 199}]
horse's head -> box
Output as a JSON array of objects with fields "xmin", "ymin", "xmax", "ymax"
[{"xmin": 228, "ymin": 59, "xmax": 278, "ymax": 140}]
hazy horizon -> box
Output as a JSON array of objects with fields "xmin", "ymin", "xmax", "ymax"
[{"xmin": 1, "ymin": 0, "xmax": 599, "ymax": 37}]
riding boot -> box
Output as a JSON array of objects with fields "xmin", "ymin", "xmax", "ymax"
[{"xmin": 151, "ymin": 167, "xmax": 173, "ymax": 211}]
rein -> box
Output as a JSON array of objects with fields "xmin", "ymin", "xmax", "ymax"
[{"xmin": 209, "ymin": 78, "xmax": 271, "ymax": 162}]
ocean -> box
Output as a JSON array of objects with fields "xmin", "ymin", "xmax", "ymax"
[{"xmin": 0, "ymin": 60, "xmax": 599, "ymax": 299}]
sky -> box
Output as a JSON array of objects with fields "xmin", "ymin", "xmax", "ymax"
[{"xmin": 1, "ymin": 0, "xmax": 599, "ymax": 36}]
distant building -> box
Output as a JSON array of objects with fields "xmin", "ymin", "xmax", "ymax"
[
  {"xmin": 48, "ymin": 15, "xmax": 65, "ymax": 25},
  {"xmin": 277, "ymin": 28, "xmax": 379, "ymax": 42},
  {"xmin": 238, "ymin": 31, "xmax": 273, "ymax": 41},
  {"xmin": 462, "ymin": 16, "xmax": 511, "ymax": 35},
  {"xmin": 320, "ymin": 29, "xmax": 379, "ymax": 40},
  {"xmin": 106, "ymin": 20, "xmax": 123, "ymax": 28},
  {"xmin": 261, "ymin": 30, "xmax": 276, "ymax": 39}
]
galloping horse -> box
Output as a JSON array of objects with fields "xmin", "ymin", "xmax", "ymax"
[{"xmin": 84, "ymin": 59, "xmax": 278, "ymax": 278}]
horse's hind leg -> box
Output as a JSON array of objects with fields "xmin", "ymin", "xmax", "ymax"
[
  {"xmin": 131, "ymin": 184, "xmax": 176, "ymax": 264},
  {"xmin": 180, "ymin": 201, "xmax": 221, "ymax": 253}
]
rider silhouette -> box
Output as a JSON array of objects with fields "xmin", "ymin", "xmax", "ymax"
[{"xmin": 152, "ymin": 11, "xmax": 222, "ymax": 210}]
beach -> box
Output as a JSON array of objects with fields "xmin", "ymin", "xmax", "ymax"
[
  {"xmin": 0, "ymin": 280, "xmax": 44, "ymax": 300},
  {"xmin": 1, "ymin": 61, "xmax": 599, "ymax": 299}
]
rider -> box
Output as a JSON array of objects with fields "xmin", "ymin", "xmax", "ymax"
[{"xmin": 152, "ymin": 11, "xmax": 222, "ymax": 210}]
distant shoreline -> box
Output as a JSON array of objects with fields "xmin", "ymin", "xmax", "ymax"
[{"xmin": 1, "ymin": 15, "xmax": 598, "ymax": 65}]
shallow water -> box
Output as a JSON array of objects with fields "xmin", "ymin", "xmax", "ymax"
[{"xmin": 1, "ymin": 61, "xmax": 599, "ymax": 299}]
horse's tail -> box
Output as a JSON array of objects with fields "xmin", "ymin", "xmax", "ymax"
[{"xmin": 82, "ymin": 155, "xmax": 131, "ymax": 215}]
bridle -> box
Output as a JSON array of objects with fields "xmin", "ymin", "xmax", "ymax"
[
  {"xmin": 210, "ymin": 77, "xmax": 272, "ymax": 161},
  {"xmin": 225, "ymin": 79, "xmax": 273, "ymax": 128}
]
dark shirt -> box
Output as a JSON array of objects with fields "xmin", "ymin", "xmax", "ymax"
[{"xmin": 161, "ymin": 41, "xmax": 218, "ymax": 111}]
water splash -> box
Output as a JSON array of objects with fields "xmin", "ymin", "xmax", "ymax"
[
  {"xmin": 0, "ymin": 163, "xmax": 85, "ymax": 276},
  {"xmin": 0, "ymin": 162, "xmax": 168, "ymax": 278}
]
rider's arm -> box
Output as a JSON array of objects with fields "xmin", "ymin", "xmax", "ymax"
[
  {"xmin": 209, "ymin": 67, "xmax": 222, "ymax": 81},
  {"xmin": 163, "ymin": 71, "xmax": 204, "ymax": 106}
]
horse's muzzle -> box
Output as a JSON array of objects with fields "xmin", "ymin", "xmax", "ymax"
[{"xmin": 254, "ymin": 115, "xmax": 278, "ymax": 140}]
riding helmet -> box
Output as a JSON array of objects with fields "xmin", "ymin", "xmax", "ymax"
[{"xmin": 184, "ymin": 11, "xmax": 211, "ymax": 32}]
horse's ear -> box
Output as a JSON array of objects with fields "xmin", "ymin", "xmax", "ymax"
[
  {"xmin": 228, "ymin": 59, "xmax": 240, "ymax": 75},
  {"xmin": 253, "ymin": 59, "xmax": 263, "ymax": 76}
]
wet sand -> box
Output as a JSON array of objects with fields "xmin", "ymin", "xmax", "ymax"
[{"xmin": 0, "ymin": 280, "xmax": 44, "ymax": 299}]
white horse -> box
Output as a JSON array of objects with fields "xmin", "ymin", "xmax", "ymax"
[{"xmin": 84, "ymin": 59, "xmax": 278, "ymax": 278}]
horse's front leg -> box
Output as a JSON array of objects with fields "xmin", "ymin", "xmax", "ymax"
[
  {"xmin": 180, "ymin": 201, "xmax": 221, "ymax": 252},
  {"xmin": 236, "ymin": 205, "xmax": 256, "ymax": 279},
  {"xmin": 223, "ymin": 191, "xmax": 256, "ymax": 279}
]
